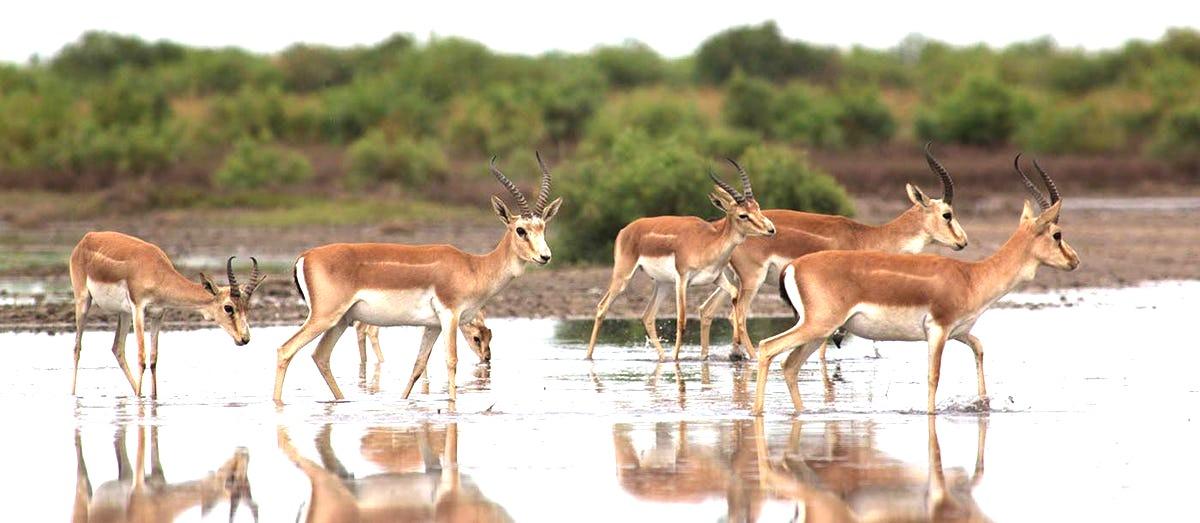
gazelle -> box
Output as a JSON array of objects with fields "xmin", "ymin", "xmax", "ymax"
[
  {"xmin": 277, "ymin": 153, "xmax": 562, "ymax": 403},
  {"xmin": 353, "ymin": 312, "xmax": 492, "ymax": 365},
  {"xmin": 699, "ymin": 143, "xmax": 969, "ymax": 359},
  {"xmin": 69, "ymin": 231, "xmax": 264, "ymax": 397},
  {"xmin": 753, "ymin": 156, "xmax": 1079, "ymax": 415},
  {"xmin": 585, "ymin": 160, "xmax": 776, "ymax": 361}
]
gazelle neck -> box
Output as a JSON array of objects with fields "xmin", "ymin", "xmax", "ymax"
[
  {"xmin": 968, "ymin": 225, "xmax": 1040, "ymax": 307},
  {"xmin": 714, "ymin": 216, "xmax": 748, "ymax": 258},
  {"xmin": 862, "ymin": 205, "xmax": 928, "ymax": 253},
  {"xmin": 152, "ymin": 270, "xmax": 219, "ymax": 310},
  {"xmin": 476, "ymin": 229, "xmax": 526, "ymax": 294}
]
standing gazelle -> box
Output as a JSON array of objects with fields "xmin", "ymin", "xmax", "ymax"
[
  {"xmin": 69, "ymin": 231, "xmax": 264, "ymax": 397},
  {"xmin": 585, "ymin": 160, "xmax": 776, "ymax": 361},
  {"xmin": 698, "ymin": 143, "xmax": 968, "ymax": 359},
  {"xmin": 276, "ymin": 153, "xmax": 562, "ymax": 403},
  {"xmin": 752, "ymin": 157, "xmax": 1079, "ymax": 415}
]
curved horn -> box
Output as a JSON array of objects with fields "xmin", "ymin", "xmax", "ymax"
[
  {"xmin": 708, "ymin": 170, "xmax": 744, "ymax": 203},
  {"xmin": 726, "ymin": 158, "xmax": 753, "ymax": 200},
  {"xmin": 534, "ymin": 151, "xmax": 552, "ymax": 214},
  {"xmin": 923, "ymin": 142, "xmax": 954, "ymax": 204},
  {"xmin": 1013, "ymin": 154, "xmax": 1050, "ymax": 211},
  {"xmin": 245, "ymin": 256, "xmax": 265, "ymax": 297},
  {"xmin": 226, "ymin": 256, "xmax": 241, "ymax": 298},
  {"xmin": 1031, "ymin": 158, "xmax": 1060, "ymax": 205},
  {"xmin": 489, "ymin": 156, "xmax": 531, "ymax": 217}
]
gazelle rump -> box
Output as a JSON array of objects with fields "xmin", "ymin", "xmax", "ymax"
[
  {"xmin": 68, "ymin": 231, "xmax": 264, "ymax": 397},
  {"xmin": 698, "ymin": 143, "xmax": 968, "ymax": 359},
  {"xmin": 752, "ymin": 157, "xmax": 1079, "ymax": 415},
  {"xmin": 354, "ymin": 312, "xmax": 492, "ymax": 365},
  {"xmin": 275, "ymin": 153, "xmax": 562, "ymax": 403},
  {"xmin": 585, "ymin": 159, "xmax": 776, "ymax": 361}
]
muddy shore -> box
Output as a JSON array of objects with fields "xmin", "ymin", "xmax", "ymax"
[{"xmin": 2, "ymin": 195, "xmax": 1197, "ymax": 333}]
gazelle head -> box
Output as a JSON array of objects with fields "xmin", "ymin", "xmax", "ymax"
[
  {"xmin": 198, "ymin": 257, "xmax": 266, "ymax": 346},
  {"xmin": 709, "ymin": 158, "xmax": 776, "ymax": 237},
  {"xmin": 908, "ymin": 143, "xmax": 969, "ymax": 251},
  {"xmin": 1015, "ymin": 155, "xmax": 1080, "ymax": 271},
  {"xmin": 489, "ymin": 153, "xmax": 563, "ymax": 266},
  {"xmin": 462, "ymin": 313, "xmax": 493, "ymax": 363}
]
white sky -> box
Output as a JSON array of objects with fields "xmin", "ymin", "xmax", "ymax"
[{"xmin": 2, "ymin": 0, "xmax": 1197, "ymax": 63}]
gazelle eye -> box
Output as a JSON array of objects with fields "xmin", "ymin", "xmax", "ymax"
[
  {"xmin": 1053, "ymin": 231, "xmax": 1062, "ymax": 241},
  {"xmin": 942, "ymin": 212, "xmax": 952, "ymax": 220},
  {"xmin": 223, "ymin": 305, "xmax": 235, "ymax": 315},
  {"xmin": 516, "ymin": 227, "xmax": 527, "ymax": 238},
  {"xmin": 738, "ymin": 214, "xmax": 749, "ymax": 220},
  {"xmin": 473, "ymin": 336, "xmax": 481, "ymax": 343}
]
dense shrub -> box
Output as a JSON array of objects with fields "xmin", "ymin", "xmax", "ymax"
[
  {"xmin": 278, "ymin": 44, "xmax": 359, "ymax": 92},
  {"xmin": 50, "ymin": 31, "xmax": 184, "ymax": 80},
  {"xmin": 722, "ymin": 71, "xmax": 776, "ymax": 133},
  {"xmin": 592, "ymin": 41, "xmax": 668, "ymax": 88},
  {"xmin": 583, "ymin": 91, "xmax": 709, "ymax": 152},
  {"xmin": 701, "ymin": 126, "xmax": 760, "ymax": 159},
  {"xmin": 346, "ymin": 131, "xmax": 448, "ymax": 188},
  {"xmin": 735, "ymin": 144, "xmax": 855, "ymax": 217},
  {"xmin": 1148, "ymin": 103, "xmax": 1200, "ymax": 165},
  {"xmin": 535, "ymin": 59, "xmax": 607, "ymax": 142},
  {"xmin": 833, "ymin": 87, "xmax": 896, "ymax": 146},
  {"xmin": 1019, "ymin": 102, "xmax": 1125, "ymax": 153},
  {"xmin": 318, "ymin": 77, "xmax": 441, "ymax": 142},
  {"xmin": 36, "ymin": 120, "xmax": 194, "ymax": 185},
  {"xmin": 917, "ymin": 74, "xmax": 1030, "ymax": 145},
  {"xmin": 208, "ymin": 86, "xmax": 287, "ymax": 140},
  {"xmin": 212, "ymin": 138, "xmax": 313, "ymax": 190},
  {"xmin": 160, "ymin": 48, "xmax": 281, "ymax": 95},
  {"xmin": 771, "ymin": 84, "xmax": 843, "ymax": 147},
  {"xmin": 445, "ymin": 87, "xmax": 546, "ymax": 156},
  {"xmin": 695, "ymin": 22, "xmax": 838, "ymax": 84},
  {"xmin": 1045, "ymin": 52, "xmax": 1121, "ymax": 94},
  {"xmin": 89, "ymin": 69, "xmax": 171, "ymax": 128}
]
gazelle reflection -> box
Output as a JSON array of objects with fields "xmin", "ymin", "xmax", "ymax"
[
  {"xmin": 277, "ymin": 422, "xmax": 512, "ymax": 522},
  {"xmin": 614, "ymin": 417, "xmax": 989, "ymax": 522},
  {"xmin": 72, "ymin": 426, "xmax": 257, "ymax": 523}
]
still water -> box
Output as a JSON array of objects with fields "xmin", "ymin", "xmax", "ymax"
[{"xmin": 1, "ymin": 282, "xmax": 1197, "ymax": 521}]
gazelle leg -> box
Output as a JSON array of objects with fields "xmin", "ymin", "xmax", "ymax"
[
  {"xmin": 354, "ymin": 321, "xmax": 369, "ymax": 364},
  {"xmin": 642, "ymin": 283, "xmax": 669, "ymax": 361},
  {"xmin": 733, "ymin": 271, "xmax": 766, "ymax": 358},
  {"xmin": 957, "ymin": 333, "xmax": 988, "ymax": 405},
  {"xmin": 698, "ymin": 272, "xmax": 736, "ymax": 361},
  {"xmin": 71, "ymin": 295, "xmax": 92, "ymax": 395},
  {"xmin": 311, "ymin": 316, "xmax": 351, "ymax": 400},
  {"xmin": 274, "ymin": 315, "xmax": 341, "ymax": 402},
  {"xmin": 132, "ymin": 305, "xmax": 148, "ymax": 397},
  {"xmin": 438, "ymin": 310, "xmax": 462, "ymax": 403},
  {"xmin": 368, "ymin": 325, "xmax": 383, "ymax": 362},
  {"xmin": 925, "ymin": 324, "xmax": 949, "ymax": 414},
  {"xmin": 586, "ymin": 259, "xmax": 637, "ymax": 360},
  {"xmin": 672, "ymin": 275, "xmax": 689, "ymax": 361},
  {"xmin": 781, "ymin": 340, "xmax": 824, "ymax": 414},
  {"xmin": 147, "ymin": 311, "xmax": 164, "ymax": 398},
  {"xmin": 110, "ymin": 313, "xmax": 138, "ymax": 396},
  {"xmin": 402, "ymin": 326, "xmax": 442, "ymax": 399},
  {"xmin": 752, "ymin": 318, "xmax": 839, "ymax": 416}
]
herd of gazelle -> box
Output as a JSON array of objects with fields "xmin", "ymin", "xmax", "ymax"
[{"xmin": 67, "ymin": 144, "xmax": 1078, "ymax": 414}]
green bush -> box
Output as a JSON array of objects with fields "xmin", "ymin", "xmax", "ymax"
[
  {"xmin": 209, "ymin": 86, "xmax": 287, "ymax": 140},
  {"xmin": 695, "ymin": 22, "xmax": 838, "ymax": 84},
  {"xmin": 50, "ymin": 31, "xmax": 185, "ymax": 80},
  {"xmin": 159, "ymin": 48, "xmax": 282, "ymax": 95},
  {"xmin": 834, "ymin": 86, "xmax": 896, "ymax": 146},
  {"xmin": 36, "ymin": 120, "xmax": 194, "ymax": 182},
  {"xmin": 89, "ymin": 69, "xmax": 171, "ymax": 128},
  {"xmin": 917, "ymin": 74, "xmax": 1030, "ymax": 145},
  {"xmin": 1148, "ymin": 103, "xmax": 1200, "ymax": 165},
  {"xmin": 734, "ymin": 144, "xmax": 855, "ymax": 216},
  {"xmin": 445, "ymin": 86, "xmax": 546, "ymax": 156},
  {"xmin": 278, "ymin": 44, "xmax": 359, "ymax": 92},
  {"xmin": 583, "ymin": 91, "xmax": 709, "ymax": 153},
  {"xmin": 771, "ymin": 84, "xmax": 843, "ymax": 147},
  {"xmin": 592, "ymin": 41, "xmax": 668, "ymax": 88},
  {"xmin": 318, "ymin": 76, "xmax": 441, "ymax": 142},
  {"xmin": 346, "ymin": 131, "xmax": 448, "ymax": 188},
  {"xmin": 212, "ymin": 138, "xmax": 313, "ymax": 190},
  {"xmin": 701, "ymin": 126, "xmax": 760, "ymax": 159},
  {"xmin": 535, "ymin": 58, "xmax": 607, "ymax": 142},
  {"xmin": 1019, "ymin": 102, "xmax": 1125, "ymax": 153},
  {"xmin": 722, "ymin": 71, "xmax": 776, "ymax": 133}
]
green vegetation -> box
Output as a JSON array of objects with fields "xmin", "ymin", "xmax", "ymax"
[{"xmin": 1, "ymin": 24, "xmax": 1198, "ymax": 225}]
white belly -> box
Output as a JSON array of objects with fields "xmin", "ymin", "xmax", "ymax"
[
  {"xmin": 347, "ymin": 288, "xmax": 441, "ymax": 327},
  {"xmin": 639, "ymin": 255, "xmax": 678, "ymax": 282},
  {"xmin": 86, "ymin": 278, "xmax": 133, "ymax": 313},
  {"xmin": 843, "ymin": 303, "xmax": 931, "ymax": 341}
]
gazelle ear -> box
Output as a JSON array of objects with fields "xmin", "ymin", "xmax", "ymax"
[
  {"xmin": 199, "ymin": 273, "xmax": 220, "ymax": 295},
  {"xmin": 541, "ymin": 197, "xmax": 563, "ymax": 222},
  {"xmin": 709, "ymin": 187, "xmax": 737, "ymax": 212},
  {"xmin": 1035, "ymin": 200, "xmax": 1062, "ymax": 229},
  {"xmin": 1020, "ymin": 200, "xmax": 1038, "ymax": 222},
  {"xmin": 491, "ymin": 195, "xmax": 513, "ymax": 224},
  {"xmin": 906, "ymin": 183, "xmax": 929, "ymax": 207}
]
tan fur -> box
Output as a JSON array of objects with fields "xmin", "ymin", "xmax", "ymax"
[
  {"xmin": 68, "ymin": 231, "xmax": 257, "ymax": 397},
  {"xmin": 585, "ymin": 188, "xmax": 776, "ymax": 361},
  {"xmin": 753, "ymin": 200, "xmax": 1078, "ymax": 415}
]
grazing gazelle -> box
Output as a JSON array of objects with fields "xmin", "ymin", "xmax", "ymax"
[
  {"xmin": 69, "ymin": 231, "xmax": 264, "ymax": 397},
  {"xmin": 277, "ymin": 153, "xmax": 562, "ymax": 403},
  {"xmin": 353, "ymin": 312, "xmax": 493, "ymax": 365},
  {"xmin": 698, "ymin": 143, "xmax": 968, "ymax": 359},
  {"xmin": 585, "ymin": 160, "xmax": 776, "ymax": 362},
  {"xmin": 753, "ymin": 156, "xmax": 1079, "ymax": 415}
]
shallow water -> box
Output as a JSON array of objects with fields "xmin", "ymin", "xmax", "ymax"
[{"xmin": 2, "ymin": 281, "xmax": 1197, "ymax": 521}]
